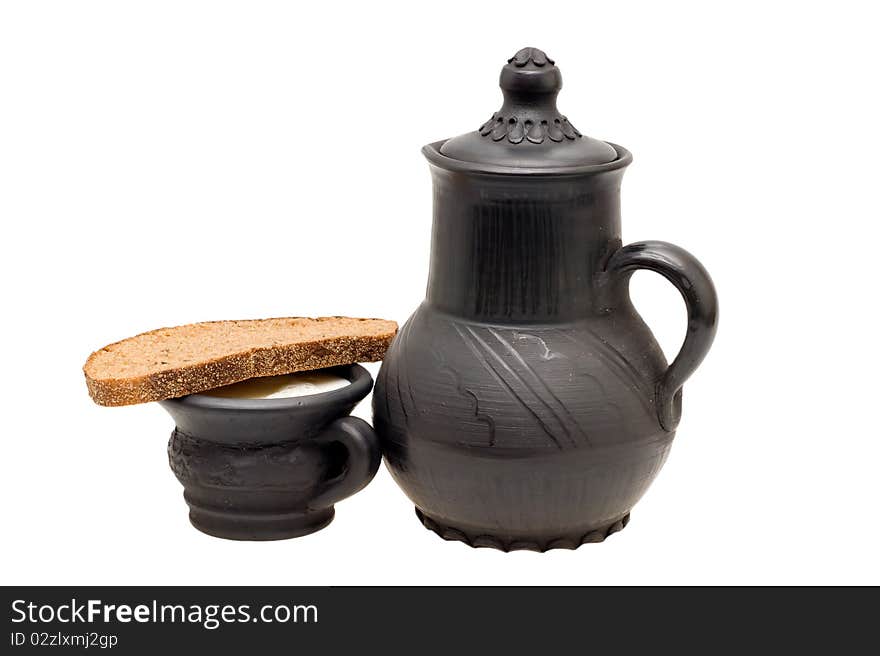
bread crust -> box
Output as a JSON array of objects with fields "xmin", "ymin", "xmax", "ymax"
[{"xmin": 84, "ymin": 316, "xmax": 398, "ymax": 406}]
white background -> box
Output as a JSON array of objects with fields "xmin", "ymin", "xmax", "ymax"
[{"xmin": 1, "ymin": 1, "xmax": 878, "ymax": 585}]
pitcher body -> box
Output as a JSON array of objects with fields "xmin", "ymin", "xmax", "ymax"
[{"xmin": 373, "ymin": 48, "xmax": 717, "ymax": 550}]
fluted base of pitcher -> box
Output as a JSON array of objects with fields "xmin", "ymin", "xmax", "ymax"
[{"xmin": 414, "ymin": 507, "xmax": 630, "ymax": 552}]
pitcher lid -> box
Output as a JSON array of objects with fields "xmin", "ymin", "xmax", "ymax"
[{"xmin": 430, "ymin": 47, "xmax": 624, "ymax": 174}]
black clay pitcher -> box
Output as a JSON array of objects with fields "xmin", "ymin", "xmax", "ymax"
[{"xmin": 373, "ymin": 48, "xmax": 718, "ymax": 551}]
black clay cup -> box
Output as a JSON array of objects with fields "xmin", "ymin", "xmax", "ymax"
[{"xmin": 159, "ymin": 365, "xmax": 380, "ymax": 541}]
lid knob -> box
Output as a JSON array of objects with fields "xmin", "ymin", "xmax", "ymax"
[
  {"xmin": 480, "ymin": 47, "xmax": 576, "ymax": 145},
  {"xmin": 435, "ymin": 47, "xmax": 619, "ymax": 169},
  {"xmin": 500, "ymin": 47, "xmax": 563, "ymax": 99}
]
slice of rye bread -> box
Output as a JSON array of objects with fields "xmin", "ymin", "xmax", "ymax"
[{"xmin": 84, "ymin": 316, "xmax": 398, "ymax": 406}]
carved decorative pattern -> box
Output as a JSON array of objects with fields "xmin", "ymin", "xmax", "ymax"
[
  {"xmin": 167, "ymin": 429, "xmax": 312, "ymax": 491},
  {"xmin": 452, "ymin": 324, "xmax": 598, "ymax": 450},
  {"xmin": 416, "ymin": 508, "xmax": 630, "ymax": 552},
  {"xmin": 478, "ymin": 114, "xmax": 582, "ymax": 145},
  {"xmin": 433, "ymin": 345, "xmax": 497, "ymax": 447},
  {"xmin": 554, "ymin": 326, "xmax": 656, "ymax": 416},
  {"xmin": 454, "ymin": 324, "xmax": 565, "ymax": 450},
  {"xmin": 486, "ymin": 327, "xmax": 592, "ymax": 446}
]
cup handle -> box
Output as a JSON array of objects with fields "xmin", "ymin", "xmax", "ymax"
[
  {"xmin": 605, "ymin": 240, "xmax": 719, "ymax": 432},
  {"xmin": 308, "ymin": 416, "xmax": 381, "ymax": 511}
]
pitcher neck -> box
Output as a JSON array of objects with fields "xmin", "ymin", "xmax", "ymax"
[{"xmin": 425, "ymin": 168, "xmax": 626, "ymax": 323}]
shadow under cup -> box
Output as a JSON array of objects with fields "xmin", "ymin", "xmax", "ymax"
[{"xmin": 159, "ymin": 365, "xmax": 380, "ymax": 540}]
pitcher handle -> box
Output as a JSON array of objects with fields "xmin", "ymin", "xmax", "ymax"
[{"xmin": 605, "ymin": 240, "xmax": 718, "ymax": 431}]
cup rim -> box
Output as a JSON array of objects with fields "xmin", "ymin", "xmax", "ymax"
[{"xmin": 159, "ymin": 364, "xmax": 373, "ymax": 412}]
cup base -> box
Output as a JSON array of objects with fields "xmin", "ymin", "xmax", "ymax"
[{"xmin": 185, "ymin": 499, "xmax": 335, "ymax": 541}]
